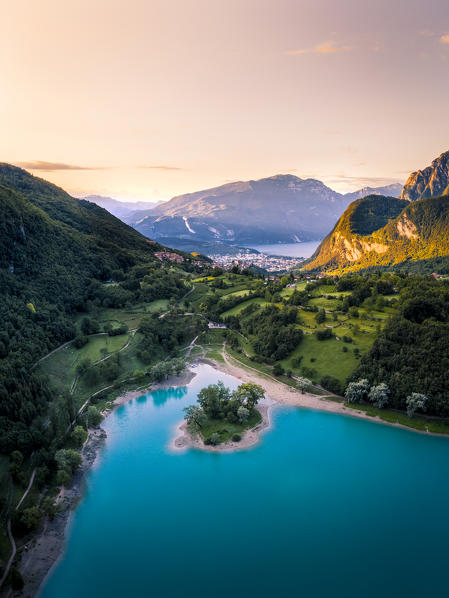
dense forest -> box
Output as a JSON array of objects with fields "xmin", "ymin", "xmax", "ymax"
[
  {"xmin": 355, "ymin": 276, "xmax": 449, "ymax": 416},
  {"xmin": 0, "ymin": 165, "xmax": 202, "ymax": 456}
]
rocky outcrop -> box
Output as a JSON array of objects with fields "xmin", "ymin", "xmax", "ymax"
[{"xmin": 401, "ymin": 150, "xmax": 449, "ymax": 201}]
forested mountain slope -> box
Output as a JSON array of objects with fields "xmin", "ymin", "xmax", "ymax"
[
  {"xmin": 304, "ymin": 194, "xmax": 449, "ymax": 273},
  {"xmin": 0, "ymin": 166, "xmax": 198, "ymax": 455}
]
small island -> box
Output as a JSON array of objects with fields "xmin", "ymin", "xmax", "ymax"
[{"xmin": 181, "ymin": 381, "xmax": 266, "ymax": 448}]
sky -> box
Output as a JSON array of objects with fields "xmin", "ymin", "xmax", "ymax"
[{"xmin": 2, "ymin": 0, "xmax": 449, "ymax": 202}]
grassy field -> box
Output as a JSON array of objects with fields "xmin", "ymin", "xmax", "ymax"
[
  {"xmin": 221, "ymin": 297, "xmax": 268, "ymax": 317},
  {"xmin": 280, "ymin": 334, "xmax": 361, "ymax": 382},
  {"xmin": 199, "ymin": 409, "xmax": 262, "ymax": 444},
  {"xmin": 193, "ymin": 275, "xmax": 398, "ymax": 390}
]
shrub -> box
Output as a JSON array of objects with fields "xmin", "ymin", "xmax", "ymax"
[
  {"xmin": 342, "ymin": 335, "xmax": 353, "ymax": 343},
  {"xmin": 210, "ymin": 433, "xmax": 220, "ymax": 446},
  {"xmin": 73, "ymin": 335, "xmax": 88, "ymax": 349},
  {"xmin": 316, "ymin": 329, "xmax": 333, "ymax": 341},
  {"xmin": 109, "ymin": 324, "xmax": 128, "ymax": 336},
  {"xmin": 232, "ymin": 433, "xmax": 241, "ymax": 442},
  {"xmin": 87, "ymin": 406, "xmax": 102, "ymax": 427},
  {"xmin": 20, "ymin": 506, "xmax": 42, "ymax": 531},
  {"xmin": 320, "ymin": 375, "xmax": 343, "ymax": 395},
  {"xmin": 273, "ymin": 364, "xmax": 284, "ymax": 376}
]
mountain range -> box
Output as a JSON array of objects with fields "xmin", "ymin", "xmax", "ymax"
[
  {"xmin": 305, "ymin": 150, "xmax": 449, "ymax": 273},
  {"xmin": 81, "ymin": 195, "xmax": 162, "ymax": 220},
  {"xmin": 123, "ymin": 177, "xmax": 402, "ymax": 247}
]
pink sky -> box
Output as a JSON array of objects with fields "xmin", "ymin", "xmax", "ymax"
[{"xmin": 2, "ymin": 0, "xmax": 449, "ymax": 201}]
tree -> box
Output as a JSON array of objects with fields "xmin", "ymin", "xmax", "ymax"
[
  {"xmin": 73, "ymin": 335, "xmax": 88, "ymax": 349},
  {"xmin": 233, "ymin": 383, "xmax": 264, "ymax": 409},
  {"xmin": 209, "ymin": 432, "xmax": 220, "ymax": 446},
  {"xmin": 71, "ymin": 425, "xmax": 87, "ymax": 447},
  {"xmin": 55, "ymin": 448, "xmax": 82, "ymax": 473},
  {"xmin": 297, "ymin": 378, "xmax": 310, "ymax": 394},
  {"xmin": 76, "ymin": 358, "xmax": 91, "ymax": 375},
  {"xmin": 406, "ymin": 393, "xmax": 428, "ymax": 417},
  {"xmin": 20, "ymin": 506, "xmax": 42, "ymax": 531},
  {"xmin": 56, "ymin": 469, "xmax": 71, "ymax": 487},
  {"xmin": 183, "ymin": 405, "xmax": 206, "ymax": 431},
  {"xmin": 237, "ymin": 405, "xmax": 250, "ymax": 424},
  {"xmin": 273, "ymin": 364, "xmax": 284, "ymax": 376},
  {"xmin": 368, "ymin": 383, "xmax": 389, "ymax": 408},
  {"xmin": 197, "ymin": 382, "xmax": 231, "ymax": 418},
  {"xmin": 315, "ymin": 308, "xmax": 326, "ymax": 324},
  {"xmin": 87, "ymin": 406, "xmax": 102, "ymax": 427},
  {"xmin": 10, "ymin": 450, "xmax": 23, "ymax": 466},
  {"xmin": 173, "ymin": 358, "xmax": 186, "ymax": 376},
  {"xmin": 345, "ymin": 379, "xmax": 370, "ymax": 403},
  {"xmin": 41, "ymin": 496, "xmax": 58, "ymax": 520}
]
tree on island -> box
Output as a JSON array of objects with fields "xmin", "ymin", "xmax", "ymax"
[{"xmin": 183, "ymin": 381, "xmax": 265, "ymax": 444}]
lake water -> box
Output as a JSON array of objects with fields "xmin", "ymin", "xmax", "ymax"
[
  {"xmin": 40, "ymin": 364, "xmax": 449, "ymax": 598},
  {"xmin": 249, "ymin": 241, "xmax": 321, "ymax": 258}
]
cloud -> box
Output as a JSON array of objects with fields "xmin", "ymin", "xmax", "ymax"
[
  {"xmin": 326, "ymin": 174, "xmax": 404, "ymax": 188},
  {"xmin": 17, "ymin": 161, "xmax": 110, "ymax": 171},
  {"xmin": 441, "ymin": 34, "xmax": 449, "ymax": 45},
  {"xmin": 287, "ymin": 41, "xmax": 353, "ymax": 56},
  {"xmin": 139, "ymin": 165, "xmax": 184, "ymax": 171},
  {"xmin": 420, "ymin": 29, "xmax": 436, "ymax": 37}
]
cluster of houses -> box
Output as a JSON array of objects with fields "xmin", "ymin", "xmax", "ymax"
[{"xmin": 154, "ymin": 251, "xmax": 185, "ymax": 263}]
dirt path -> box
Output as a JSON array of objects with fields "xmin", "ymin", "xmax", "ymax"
[
  {"xmin": 15, "ymin": 468, "xmax": 37, "ymax": 512},
  {"xmin": 0, "ymin": 521, "xmax": 16, "ymax": 589},
  {"xmin": 0, "ymin": 466, "xmax": 37, "ymax": 591}
]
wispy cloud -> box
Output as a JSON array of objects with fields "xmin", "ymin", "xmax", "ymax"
[
  {"xmin": 17, "ymin": 161, "xmax": 110, "ymax": 171},
  {"xmin": 287, "ymin": 41, "xmax": 353, "ymax": 56},
  {"xmin": 326, "ymin": 174, "xmax": 404, "ymax": 188},
  {"xmin": 441, "ymin": 34, "xmax": 449, "ymax": 45},
  {"xmin": 139, "ymin": 165, "xmax": 184, "ymax": 171},
  {"xmin": 420, "ymin": 29, "xmax": 436, "ymax": 38}
]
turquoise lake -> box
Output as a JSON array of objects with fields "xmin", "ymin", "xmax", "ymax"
[{"xmin": 40, "ymin": 364, "xmax": 449, "ymax": 598}]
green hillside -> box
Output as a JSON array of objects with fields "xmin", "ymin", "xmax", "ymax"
[
  {"xmin": 304, "ymin": 194, "xmax": 449, "ymax": 273},
  {"xmin": 0, "ymin": 166, "xmax": 203, "ymax": 456}
]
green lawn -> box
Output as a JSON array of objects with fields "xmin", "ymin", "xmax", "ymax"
[
  {"xmin": 199, "ymin": 409, "xmax": 262, "ymax": 444},
  {"xmin": 280, "ymin": 334, "xmax": 363, "ymax": 384},
  {"xmin": 221, "ymin": 297, "xmax": 268, "ymax": 317},
  {"xmin": 225, "ymin": 289, "xmax": 252, "ymax": 298}
]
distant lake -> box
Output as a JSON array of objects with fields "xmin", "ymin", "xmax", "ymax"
[
  {"xmin": 248, "ymin": 241, "xmax": 321, "ymax": 258},
  {"xmin": 41, "ymin": 364, "xmax": 449, "ymax": 598}
]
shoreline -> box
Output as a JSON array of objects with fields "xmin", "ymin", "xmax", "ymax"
[
  {"xmin": 12, "ymin": 356, "xmax": 448, "ymax": 596},
  {"xmin": 208, "ymin": 353, "xmax": 449, "ymax": 438},
  {"xmin": 170, "ymin": 352, "xmax": 449, "ymax": 455},
  {"xmin": 169, "ymin": 399, "xmax": 275, "ymax": 453},
  {"xmin": 11, "ymin": 370, "xmax": 196, "ymax": 598}
]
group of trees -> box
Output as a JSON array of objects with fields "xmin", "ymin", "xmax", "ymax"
[
  {"xmin": 226, "ymin": 304, "xmax": 303, "ymax": 361},
  {"xmin": 354, "ymin": 276, "xmax": 449, "ymax": 416},
  {"xmin": 345, "ymin": 377, "xmax": 430, "ymax": 417},
  {"xmin": 345, "ymin": 379, "xmax": 390, "ymax": 408},
  {"xmin": 184, "ymin": 381, "xmax": 265, "ymax": 441},
  {"xmin": 137, "ymin": 313, "xmax": 207, "ymax": 364},
  {"xmin": 147, "ymin": 358, "xmax": 187, "ymax": 382}
]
